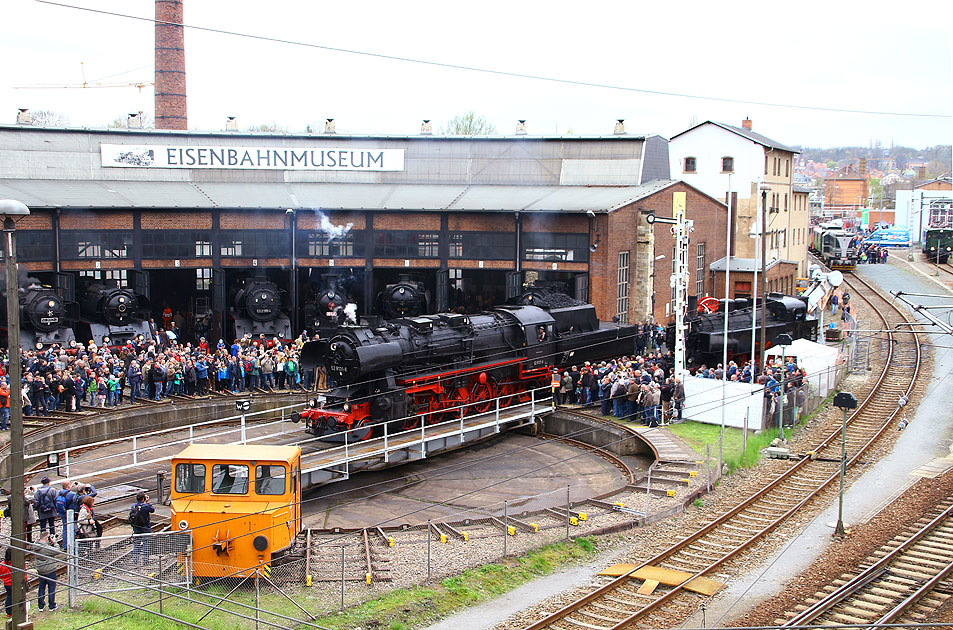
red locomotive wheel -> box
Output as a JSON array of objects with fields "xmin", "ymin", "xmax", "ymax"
[
  {"xmin": 498, "ymin": 382, "xmax": 518, "ymax": 407},
  {"xmin": 468, "ymin": 379, "xmax": 496, "ymax": 414},
  {"xmin": 349, "ymin": 416, "xmax": 374, "ymax": 442},
  {"xmin": 697, "ymin": 297, "xmax": 719, "ymax": 313}
]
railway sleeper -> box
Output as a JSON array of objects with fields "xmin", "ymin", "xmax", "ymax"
[
  {"xmin": 576, "ymin": 606, "xmax": 627, "ymax": 624},
  {"xmin": 489, "ymin": 515, "xmax": 538, "ymax": 534},
  {"xmin": 835, "ymin": 603, "xmax": 885, "ymax": 619},
  {"xmin": 828, "ymin": 611, "xmax": 877, "ymax": 625},
  {"xmin": 545, "ymin": 507, "xmax": 586, "ymax": 521},
  {"xmin": 626, "ymin": 483, "xmax": 675, "ymax": 496}
]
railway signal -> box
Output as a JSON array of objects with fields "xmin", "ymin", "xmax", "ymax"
[{"xmin": 833, "ymin": 391, "xmax": 858, "ymax": 538}]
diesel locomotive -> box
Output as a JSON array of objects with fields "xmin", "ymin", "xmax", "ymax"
[
  {"xmin": 923, "ymin": 228, "xmax": 953, "ymax": 265},
  {"xmin": 811, "ymin": 225, "xmax": 859, "ymax": 270},
  {"xmin": 295, "ymin": 300, "xmax": 637, "ymax": 440}
]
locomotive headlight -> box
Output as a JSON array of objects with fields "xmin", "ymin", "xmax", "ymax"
[
  {"xmin": 178, "ymin": 520, "xmax": 189, "ymax": 530},
  {"xmin": 47, "ymin": 300, "xmax": 55, "ymax": 308},
  {"xmin": 118, "ymin": 296, "xmax": 126, "ymax": 303},
  {"xmin": 308, "ymin": 398, "xmax": 318, "ymax": 408},
  {"xmin": 399, "ymin": 288, "xmax": 405, "ymax": 294},
  {"xmin": 35, "ymin": 343, "xmax": 43, "ymax": 350},
  {"xmin": 253, "ymin": 535, "xmax": 269, "ymax": 552},
  {"xmin": 343, "ymin": 403, "xmax": 351, "ymax": 412}
]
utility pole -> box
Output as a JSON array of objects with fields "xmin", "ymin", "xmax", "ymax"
[{"xmin": 760, "ymin": 184, "xmax": 770, "ymax": 368}]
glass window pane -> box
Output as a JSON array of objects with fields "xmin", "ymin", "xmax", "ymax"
[
  {"xmin": 175, "ymin": 463, "xmax": 206, "ymax": 494},
  {"xmin": 211, "ymin": 464, "xmax": 249, "ymax": 494},
  {"xmin": 255, "ymin": 465, "xmax": 287, "ymax": 495}
]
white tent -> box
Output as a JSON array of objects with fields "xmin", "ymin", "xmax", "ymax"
[{"xmin": 766, "ymin": 338, "xmax": 841, "ymax": 397}]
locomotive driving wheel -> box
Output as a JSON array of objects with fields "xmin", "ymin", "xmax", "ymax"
[
  {"xmin": 433, "ymin": 387, "xmax": 468, "ymax": 424},
  {"xmin": 468, "ymin": 378, "xmax": 497, "ymax": 414},
  {"xmin": 498, "ymin": 381, "xmax": 518, "ymax": 408},
  {"xmin": 348, "ymin": 416, "xmax": 374, "ymax": 442}
]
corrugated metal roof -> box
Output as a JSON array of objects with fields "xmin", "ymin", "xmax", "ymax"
[
  {"xmin": 0, "ymin": 179, "xmax": 681, "ymax": 212},
  {"xmin": 710, "ymin": 256, "xmax": 797, "ymax": 272}
]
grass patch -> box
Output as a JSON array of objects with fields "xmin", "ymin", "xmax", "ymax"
[
  {"xmin": 37, "ymin": 538, "xmax": 600, "ymax": 630},
  {"xmin": 668, "ymin": 420, "xmax": 796, "ymax": 473}
]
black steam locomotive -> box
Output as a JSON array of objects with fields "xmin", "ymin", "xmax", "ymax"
[
  {"xmin": 231, "ymin": 278, "xmax": 291, "ymax": 340},
  {"xmin": 675, "ymin": 293, "xmax": 818, "ymax": 368},
  {"xmin": 376, "ymin": 275, "xmax": 429, "ymax": 320},
  {"xmin": 75, "ymin": 284, "xmax": 152, "ymax": 347},
  {"xmin": 0, "ymin": 285, "xmax": 78, "ymax": 350},
  {"xmin": 295, "ymin": 300, "xmax": 637, "ymax": 440}
]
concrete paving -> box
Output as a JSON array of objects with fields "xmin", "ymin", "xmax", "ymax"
[{"xmin": 423, "ymin": 261, "xmax": 953, "ymax": 630}]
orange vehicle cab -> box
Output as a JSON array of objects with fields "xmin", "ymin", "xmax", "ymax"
[{"xmin": 171, "ymin": 444, "xmax": 302, "ymax": 579}]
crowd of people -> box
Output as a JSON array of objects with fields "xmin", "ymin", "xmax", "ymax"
[{"xmin": 0, "ymin": 331, "xmax": 324, "ymax": 421}]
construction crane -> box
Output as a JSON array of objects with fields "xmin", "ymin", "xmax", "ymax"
[{"xmin": 14, "ymin": 62, "xmax": 153, "ymax": 92}]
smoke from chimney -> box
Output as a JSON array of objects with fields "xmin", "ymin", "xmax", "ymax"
[{"xmin": 155, "ymin": 0, "xmax": 188, "ymax": 130}]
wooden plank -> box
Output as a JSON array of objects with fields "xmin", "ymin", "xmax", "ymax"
[
  {"xmin": 637, "ymin": 579, "xmax": 660, "ymax": 595},
  {"xmin": 597, "ymin": 564, "xmax": 723, "ymax": 596}
]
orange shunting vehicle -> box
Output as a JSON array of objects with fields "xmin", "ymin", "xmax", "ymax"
[{"xmin": 171, "ymin": 444, "xmax": 302, "ymax": 578}]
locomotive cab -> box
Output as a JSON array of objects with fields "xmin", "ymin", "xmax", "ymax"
[{"xmin": 171, "ymin": 444, "xmax": 302, "ymax": 579}]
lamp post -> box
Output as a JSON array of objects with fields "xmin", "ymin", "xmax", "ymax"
[
  {"xmin": 2, "ymin": 198, "xmax": 30, "ymax": 627},
  {"xmin": 759, "ymin": 184, "xmax": 771, "ymax": 370},
  {"xmin": 774, "ymin": 333, "xmax": 793, "ymax": 441},
  {"xmin": 832, "ymin": 391, "xmax": 858, "ymax": 537}
]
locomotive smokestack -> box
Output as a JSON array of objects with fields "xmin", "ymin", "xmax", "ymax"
[{"xmin": 155, "ymin": 0, "xmax": 188, "ymax": 130}]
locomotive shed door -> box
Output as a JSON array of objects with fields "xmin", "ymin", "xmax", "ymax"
[
  {"xmin": 506, "ymin": 271, "xmax": 522, "ymax": 300},
  {"xmin": 435, "ymin": 269, "xmax": 449, "ymax": 312}
]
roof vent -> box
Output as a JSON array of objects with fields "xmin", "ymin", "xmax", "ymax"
[
  {"xmin": 127, "ymin": 112, "xmax": 143, "ymax": 129},
  {"xmin": 325, "ymin": 118, "xmax": 336, "ymax": 134},
  {"xmin": 515, "ymin": 120, "xmax": 527, "ymax": 135},
  {"xmin": 226, "ymin": 116, "xmax": 238, "ymax": 131},
  {"xmin": 614, "ymin": 119, "xmax": 626, "ymax": 134},
  {"xmin": 16, "ymin": 109, "xmax": 32, "ymax": 125},
  {"xmin": 742, "ymin": 118, "xmax": 752, "ymax": 130},
  {"xmin": 420, "ymin": 119, "xmax": 433, "ymax": 135}
]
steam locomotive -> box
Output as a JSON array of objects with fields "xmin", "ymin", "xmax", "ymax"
[
  {"xmin": 231, "ymin": 278, "xmax": 291, "ymax": 340},
  {"xmin": 75, "ymin": 284, "xmax": 152, "ymax": 347},
  {"xmin": 0, "ymin": 285, "xmax": 78, "ymax": 350},
  {"xmin": 376, "ymin": 275, "xmax": 429, "ymax": 320},
  {"xmin": 675, "ymin": 293, "xmax": 818, "ymax": 368},
  {"xmin": 295, "ymin": 300, "xmax": 637, "ymax": 440}
]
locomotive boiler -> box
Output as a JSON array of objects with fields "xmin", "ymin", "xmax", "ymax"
[
  {"xmin": 675, "ymin": 293, "xmax": 818, "ymax": 368},
  {"xmin": 231, "ymin": 278, "xmax": 291, "ymax": 340},
  {"xmin": 295, "ymin": 300, "xmax": 637, "ymax": 440},
  {"xmin": 0, "ymin": 285, "xmax": 78, "ymax": 350},
  {"xmin": 76, "ymin": 284, "xmax": 152, "ymax": 347}
]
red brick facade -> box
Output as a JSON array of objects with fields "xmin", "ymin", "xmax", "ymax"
[{"xmin": 155, "ymin": 0, "xmax": 187, "ymax": 130}]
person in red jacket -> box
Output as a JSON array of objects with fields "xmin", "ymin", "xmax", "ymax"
[
  {"xmin": 0, "ymin": 377, "xmax": 10, "ymax": 430},
  {"xmin": 1, "ymin": 547, "xmax": 13, "ymax": 619}
]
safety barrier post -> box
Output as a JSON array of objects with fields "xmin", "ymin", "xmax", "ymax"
[
  {"xmin": 494, "ymin": 393, "xmax": 500, "ymax": 429},
  {"xmin": 156, "ymin": 472, "xmax": 165, "ymax": 504},
  {"xmin": 427, "ymin": 520, "xmax": 432, "ymax": 581},
  {"xmin": 132, "ymin": 436, "xmax": 138, "ymax": 465},
  {"xmin": 255, "ymin": 567, "xmax": 261, "ymax": 630},
  {"xmin": 460, "ymin": 404, "xmax": 465, "ymax": 442},
  {"xmin": 185, "ymin": 542, "xmax": 192, "ymax": 601},
  {"xmin": 420, "ymin": 422, "xmax": 426, "ymax": 458},
  {"xmin": 383, "ymin": 421, "xmax": 389, "ymax": 463},
  {"xmin": 64, "ymin": 450, "xmax": 70, "ymax": 478},
  {"xmin": 67, "ymin": 508, "xmax": 76, "ymax": 608},
  {"xmin": 189, "ymin": 425, "xmax": 194, "ymax": 444},
  {"xmin": 340, "ymin": 545, "xmax": 346, "ymax": 611},
  {"xmin": 566, "ymin": 486, "xmax": 571, "ymax": 541},
  {"xmin": 241, "ymin": 411, "xmax": 247, "ymax": 444},
  {"xmin": 158, "ymin": 553, "xmax": 164, "ymax": 614},
  {"xmin": 503, "ymin": 501, "xmax": 508, "ymax": 558}
]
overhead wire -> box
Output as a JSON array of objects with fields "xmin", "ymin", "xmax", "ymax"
[{"xmin": 34, "ymin": 0, "xmax": 952, "ymax": 120}]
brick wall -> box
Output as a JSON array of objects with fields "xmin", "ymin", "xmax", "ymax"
[
  {"xmin": 448, "ymin": 214, "xmax": 514, "ymax": 231},
  {"xmin": 297, "ymin": 211, "xmax": 366, "ymax": 230},
  {"xmin": 220, "ymin": 212, "xmax": 286, "ymax": 230},
  {"xmin": 60, "ymin": 211, "xmax": 134, "ymax": 230},
  {"xmin": 373, "ymin": 212, "xmax": 440, "ymax": 230},
  {"xmin": 142, "ymin": 211, "xmax": 211, "ymax": 229}
]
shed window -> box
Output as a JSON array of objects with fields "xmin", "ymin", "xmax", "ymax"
[
  {"xmin": 255, "ymin": 465, "xmax": 287, "ymax": 496},
  {"xmin": 175, "ymin": 463, "xmax": 206, "ymax": 494},
  {"xmin": 211, "ymin": 464, "xmax": 249, "ymax": 494},
  {"xmin": 721, "ymin": 157, "xmax": 734, "ymax": 173},
  {"xmin": 684, "ymin": 157, "xmax": 696, "ymax": 173}
]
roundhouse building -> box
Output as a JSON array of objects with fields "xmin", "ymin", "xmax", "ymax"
[{"xmin": 0, "ymin": 118, "xmax": 727, "ymax": 343}]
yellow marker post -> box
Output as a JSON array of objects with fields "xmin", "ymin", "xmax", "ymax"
[
  {"xmin": 578, "ymin": 512, "xmax": 587, "ymax": 521},
  {"xmin": 570, "ymin": 516, "xmax": 578, "ymax": 526},
  {"xmin": 388, "ymin": 537, "xmax": 395, "ymax": 547},
  {"xmin": 689, "ymin": 471, "xmax": 698, "ymax": 478},
  {"xmin": 365, "ymin": 573, "xmax": 372, "ymax": 585},
  {"xmin": 306, "ymin": 575, "xmax": 312, "ymax": 587},
  {"xmin": 667, "ymin": 489, "xmax": 676, "ymax": 497},
  {"xmin": 440, "ymin": 533, "xmax": 447, "ymax": 544},
  {"xmin": 507, "ymin": 526, "xmax": 516, "ymax": 536}
]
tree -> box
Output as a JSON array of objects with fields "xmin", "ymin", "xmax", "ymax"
[
  {"xmin": 440, "ymin": 111, "xmax": 496, "ymax": 135},
  {"xmin": 29, "ymin": 110, "xmax": 69, "ymax": 127},
  {"xmin": 246, "ymin": 123, "xmax": 289, "ymax": 133}
]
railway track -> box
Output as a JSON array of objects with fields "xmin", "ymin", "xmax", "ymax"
[
  {"xmin": 779, "ymin": 502, "xmax": 953, "ymax": 627},
  {"xmin": 521, "ymin": 273, "xmax": 921, "ymax": 630}
]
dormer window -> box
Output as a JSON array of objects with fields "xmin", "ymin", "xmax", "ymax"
[
  {"xmin": 684, "ymin": 157, "xmax": 697, "ymax": 173},
  {"xmin": 721, "ymin": 156, "xmax": 734, "ymax": 173}
]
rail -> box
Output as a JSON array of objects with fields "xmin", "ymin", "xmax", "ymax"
[{"xmin": 523, "ymin": 272, "xmax": 921, "ymax": 630}]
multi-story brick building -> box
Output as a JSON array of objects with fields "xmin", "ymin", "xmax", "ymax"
[{"xmin": 0, "ymin": 118, "xmax": 726, "ymax": 341}]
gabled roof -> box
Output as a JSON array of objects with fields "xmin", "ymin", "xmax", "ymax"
[
  {"xmin": 606, "ymin": 178, "xmax": 728, "ymax": 212},
  {"xmin": 670, "ymin": 121, "xmax": 799, "ymax": 154}
]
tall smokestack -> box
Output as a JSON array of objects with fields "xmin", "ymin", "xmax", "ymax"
[
  {"xmin": 155, "ymin": 0, "xmax": 187, "ymax": 130},
  {"xmin": 858, "ymin": 158, "xmax": 866, "ymax": 176}
]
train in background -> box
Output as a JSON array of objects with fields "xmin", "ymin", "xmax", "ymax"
[
  {"xmin": 811, "ymin": 223, "xmax": 860, "ymax": 271},
  {"xmin": 74, "ymin": 283, "xmax": 152, "ymax": 347},
  {"xmin": 0, "ymin": 284, "xmax": 78, "ymax": 350},
  {"xmin": 923, "ymin": 228, "xmax": 953, "ymax": 265},
  {"xmin": 672, "ymin": 293, "xmax": 818, "ymax": 368},
  {"xmin": 294, "ymin": 296, "xmax": 638, "ymax": 441},
  {"xmin": 375, "ymin": 274, "xmax": 429, "ymax": 320},
  {"xmin": 230, "ymin": 278, "xmax": 291, "ymax": 340}
]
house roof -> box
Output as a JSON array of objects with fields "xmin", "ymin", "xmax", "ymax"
[{"xmin": 670, "ymin": 121, "xmax": 799, "ymax": 154}]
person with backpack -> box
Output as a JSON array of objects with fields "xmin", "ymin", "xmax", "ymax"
[
  {"xmin": 55, "ymin": 481, "xmax": 78, "ymax": 549},
  {"xmin": 33, "ymin": 477, "xmax": 57, "ymax": 538},
  {"xmin": 29, "ymin": 533, "xmax": 66, "ymax": 611},
  {"xmin": 130, "ymin": 492, "xmax": 154, "ymax": 566}
]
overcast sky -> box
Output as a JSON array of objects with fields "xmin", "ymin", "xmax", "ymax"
[{"xmin": 2, "ymin": 0, "xmax": 951, "ymax": 149}]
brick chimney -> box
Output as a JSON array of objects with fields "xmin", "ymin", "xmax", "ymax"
[
  {"xmin": 155, "ymin": 0, "xmax": 187, "ymax": 130},
  {"xmin": 858, "ymin": 158, "xmax": 866, "ymax": 176},
  {"xmin": 741, "ymin": 118, "xmax": 752, "ymax": 130}
]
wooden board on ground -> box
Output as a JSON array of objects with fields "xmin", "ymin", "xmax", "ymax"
[
  {"xmin": 636, "ymin": 578, "xmax": 660, "ymax": 595},
  {"xmin": 598, "ymin": 564, "xmax": 723, "ymax": 596}
]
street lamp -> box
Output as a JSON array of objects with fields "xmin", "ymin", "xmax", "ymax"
[
  {"xmin": 759, "ymin": 183, "xmax": 771, "ymax": 371},
  {"xmin": 1, "ymin": 198, "xmax": 30, "ymax": 627},
  {"xmin": 774, "ymin": 333, "xmax": 793, "ymax": 441},
  {"xmin": 832, "ymin": 391, "xmax": 858, "ymax": 537}
]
